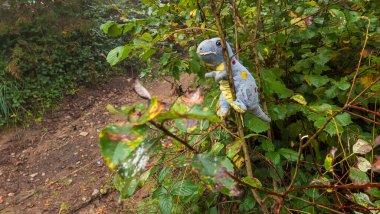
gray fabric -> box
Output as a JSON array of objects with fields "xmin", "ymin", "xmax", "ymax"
[{"xmin": 197, "ymin": 38, "xmax": 271, "ymax": 122}]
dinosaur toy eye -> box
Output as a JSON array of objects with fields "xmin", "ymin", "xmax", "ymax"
[{"xmin": 216, "ymin": 40, "xmax": 222, "ymax": 47}]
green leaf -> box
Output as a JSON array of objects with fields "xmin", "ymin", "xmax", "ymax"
[
  {"xmin": 353, "ymin": 193, "xmax": 373, "ymax": 206},
  {"xmin": 335, "ymin": 112, "xmax": 352, "ymax": 127},
  {"xmin": 260, "ymin": 139, "xmax": 274, "ymax": 152},
  {"xmin": 140, "ymin": 32, "xmax": 153, "ymax": 42},
  {"xmin": 304, "ymin": 75, "xmax": 330, "ymax": 87},
  {"xmin": 158, "ymin": 167, "xmax": 171, "ymax": 183},
  {"xmin": 278, "ymin": 148, "xmax": 298, "ymax": 161},
  {"xmin": 211, "ymin": 142, "xmax": 224, "ymax": 155},
  {"xmin": 159, "ymin": 195, "xmax": 173, "ymax": 214},
  {"xmin": 172, "ymin": 180, "xmax": 200, "ymax": 196},
  {"xmin": 226, "ymin": 140, "xmax": 241, "ymax": 159},
  {"xmin": 106, "ymin": 45, "xmax": 133, "ymax": 66},
  {"xmin": 192, "ymin": 153, "xmax": 238, "ymax": 196},
  {"xmin": 349, "ymin": 167, "xmax": 369, "ymax": 184},
  {"xmin": 242, "ymin": 176, "xmax": 262, "ymax": 188},
  {"xmin": 262, "ymin": 69, "xmax": 293, "ymax": 98},
  {"xmin": 245, "ymin": 114, "xmax": 270, "ymax": 133},
  {"xmin": 152, "ymin": 187, "xmax": 167, "ymax": 199},
  {"xmin": 265, "ymin": 151, "xmax": 281, "ymax": 165}
]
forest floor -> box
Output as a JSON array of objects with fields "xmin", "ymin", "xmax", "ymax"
[{"xmin": 0, "ymin": 75, "xmax": 194, "ymax": 213}]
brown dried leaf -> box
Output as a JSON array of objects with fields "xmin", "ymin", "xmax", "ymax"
[
  {"xmin": 181, "ymin": 88, "xmax": 204, "ymax": 107},
  {"xmin": 127, "ymin": 78, "xmax": 151, "ymax": 100},
  {"xmin": 353, "ymin": 139, "xmax": 372, "ymax": 155}
]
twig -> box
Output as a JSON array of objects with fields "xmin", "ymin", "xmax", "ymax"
[
  {"xmin": 301, "ymin": 111, "xmax": 341, "ymax": 149},
  {"xmin": 345, "ymin": 110, "xmax": 380, "ymax": 125},
  {"xmin": 347, "ymin": 75, "xmax": 380, "ymax": 106},
  {"xmin": 347, "ymin": 105, "xmax": 380, "ymax": 117},
  {"xmin": 345, "ymin": 17, "xmax": 370, "ymax": 106},
  {"xmin": 354, "ymin": 88, "xmax": 380, "ymax": 106},
  {"xmin": 285, "ymin": 183, "xmax": 380, "ymax": 195},
  {"xmin": 150, "ymin": 121, "xmax": 197, "ymax": 153}
]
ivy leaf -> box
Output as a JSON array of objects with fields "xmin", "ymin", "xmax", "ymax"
[
  {"xmin": 106, "ymin": 45, "xmax": 133, "ymax": 66},
  {"xmin": 349, "ymin": 167, "xmax": 369, "ymax": 185}
]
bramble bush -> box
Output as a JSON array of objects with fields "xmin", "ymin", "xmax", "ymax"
[{"xmin": 99, "ymin": 0, "xmax": 379, "ymax": 213}]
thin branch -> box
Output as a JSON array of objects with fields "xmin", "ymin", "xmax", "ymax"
[
  {"xmin": 301, "ymin": 111, "xmax": 341, "ymax": 149},
  {"xmin": 150, "ymin": 121, "xmax": 197, "ymax": 153},
  {"xmin": 347, "ymin": 105, "xmax": 380, "ymax": 117},
  {"xmin": 226, "ymin": 171, "xmax": 283, "ymax": 198},
  {"xmin": 354, "ymin": 88, "xmax": 380, "ymax": 105},
  {"xmin": 345, "ymin": 110, "xmax": 380, "ymax": 125},
  {"xmin": 347, "ymin": 75, "xmax": 380, "ymax": 106},
  {"xmin": 285, "ymin": 183, "xmax": 380, "ymax": 195},
  {"xmin": 345, "ymin": 17, "xmax": 370, "ymax": 106}
]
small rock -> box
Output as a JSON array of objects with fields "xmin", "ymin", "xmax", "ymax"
[
  {"xmin": 30, "ymin": 173, "xmax": 38, "ymax": 178},
  {"xmin": 92, "ymin": 189, "xmax": 99, "ymax": 197},
  {"xmin": 11, "ymin": 153, "xmax": 15, "ymax": 157},
  {"xmin": 42, "ymin": 172, "xmax": 45, "ymax": 176},
  {"xmin": 0, "ymin": 196, "xmax": 3, "ymax": 204},
  {"xmin": 0, "ymin": 171, "xmax": 3, "ymax": 176},
  {"xmin": 8, "ymin": 193, "xmax": 15, "ymax": 197},
  {"xmin": 79, "ymin": 132, "xmax": 89, "ymax": 137},
  {"xmin": 82, "ymin": 197, "xmax": 86, "ymax": 202},
  {"xmin": 76, "ymin": 161, "xmax": 81, "ymax": 165},
  {"xmin": 7, "ymin": 179, "xmax": 10, "ymax": 182}
]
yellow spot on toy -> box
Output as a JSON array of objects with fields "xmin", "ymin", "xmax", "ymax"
[{"xmin": 240, "ymin": 71, "xmax": 247, "ymax": 79}]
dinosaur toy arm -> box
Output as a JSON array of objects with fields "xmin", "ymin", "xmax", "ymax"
[
  {"xmin": 215, "ymin": 70, "xmax": 228, "ymax": 82},
  {"xmin": 205, "ymin": 71, "xmax": 216, "ymax": 78}
]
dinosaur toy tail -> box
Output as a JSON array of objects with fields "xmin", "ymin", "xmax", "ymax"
[{"xmin": 252, "ymin": 105, "xmax": 271, "ymax": 122}]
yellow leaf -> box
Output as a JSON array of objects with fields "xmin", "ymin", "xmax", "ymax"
[
  {"xmin": 171, "ymin": 22, "xmax": 178, "ymax": 27},
  {"xmin": 291, "ymin": 94, "xmax": 307, "ymax": 105}
]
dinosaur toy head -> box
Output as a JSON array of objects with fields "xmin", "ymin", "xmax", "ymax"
[{"xmin": 196, "ymin": 37, "xmax": 234, "ymax": 66}]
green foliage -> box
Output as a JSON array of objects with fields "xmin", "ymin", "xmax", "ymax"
[
  {"xmin": 99, "ymin": 0, "xmax": 379, "ymax": 213},
  {"xmin": 0, "ymin": 0, "xmax": 121, "ymax": 126}
]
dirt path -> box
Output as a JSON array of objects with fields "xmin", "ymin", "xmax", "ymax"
[{"xmin": 0, "ymin": 75, "xmax": 194, "ymax": 213}]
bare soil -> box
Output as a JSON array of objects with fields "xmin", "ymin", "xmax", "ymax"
[{"xmin": 0, "ymin": 75, "xmax": 194, "ymax": 213}]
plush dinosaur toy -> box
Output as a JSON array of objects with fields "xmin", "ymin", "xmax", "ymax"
[{"xmin": 196, "ymin": 37, "xmax": 271, "ymax": 122}]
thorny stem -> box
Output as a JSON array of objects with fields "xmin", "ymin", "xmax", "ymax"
[{"xmin": 210, "ymin": 0, "xmax": 269, "ymax": 213}]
